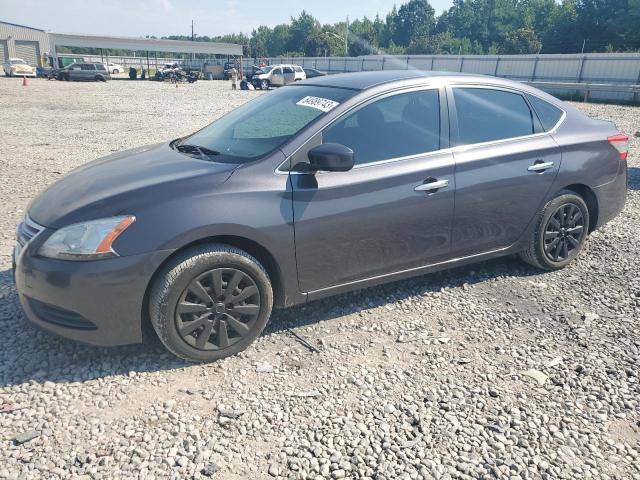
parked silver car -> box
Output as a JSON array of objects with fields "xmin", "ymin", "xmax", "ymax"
[
  {"xmin": 57, "ymin": 63, "xmax": 111, "ymax": 82},
  {"xmin": 251, "ymin": 64, "xmax": 306, "ymax": 90}
]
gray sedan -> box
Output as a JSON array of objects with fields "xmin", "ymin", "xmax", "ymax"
[{"xmin": 14, "ymin": 71, "xmax": 628, "ymax": 362}]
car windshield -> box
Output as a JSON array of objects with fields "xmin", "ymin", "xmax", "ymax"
[
  {"xmin": 11, "ymin": 59, "xmax": 25, "ymax": 64},
  {"xmin": 260, "ymin": 66, "xmax": 274, "ymax": 74},
  {"xmin": 177, "ymin": 85, "xmax": 355, "ymax": 164}
]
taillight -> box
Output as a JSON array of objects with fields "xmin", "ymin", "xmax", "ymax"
[{"xmin": 608, "ymin": 134, "xmax": 629, "ymax": 161}]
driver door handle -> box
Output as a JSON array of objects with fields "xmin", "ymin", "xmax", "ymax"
[
  {"xmin": 527, "ymin": 161, "xmax": 554, "ymax": 172},
  {"xmin": 414, "ymin": 179, "xmax": 449, "ymax": 193}
]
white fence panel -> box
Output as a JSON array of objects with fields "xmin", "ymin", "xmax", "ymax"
[
  {"xmin": 534, "ymin": 56, "xmax": 582, "ymax": 81},
  {"xmin": 497, "ymin": 57, "xmax": 535, "ymax": 79},
  {"xmin": 461, "ymin": 57, "xmax": 497, "ymax": 75},
  {"xmin": 407, "ymin": 56, "xmax": 432, "ymax": 70},
  {"xmin": 581, "ymin": 56, "xmax": 640, "ymax": 83},
  {"xmin": 432, "ymin": 56, "xmax": 463, "ymax": 71}
]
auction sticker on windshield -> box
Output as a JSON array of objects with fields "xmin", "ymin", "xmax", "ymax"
[{"xmin": 296, "ymin": 96, "xmax": 340, "ymax": 112}]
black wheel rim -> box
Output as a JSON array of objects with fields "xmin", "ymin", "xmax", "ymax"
[
  {"xmin": 175, "ymin": 268, "xmax": 261, "ymax": 351},
  {"xmin": 543, "ymin": 203, "xmax": 585, "ymax": 262}
]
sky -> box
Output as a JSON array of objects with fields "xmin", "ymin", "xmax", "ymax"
[{"xmin": 0, "ymin": 0, "xmax": 453, "ymax": 38}]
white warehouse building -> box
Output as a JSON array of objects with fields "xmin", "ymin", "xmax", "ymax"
[{"xmin": 0, "ymin": 21, "xmax": 50, "ymax": 66}]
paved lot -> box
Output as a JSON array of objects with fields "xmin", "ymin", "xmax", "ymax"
[{"xmin": 0, "ymin": 78, "xmax": 639, "ymax": 479}]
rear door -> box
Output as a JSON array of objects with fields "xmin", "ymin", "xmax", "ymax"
[
  {"xmin": 291, "ymin": 87, "xmax": 455, "ymax": 292},
  {"xmin": 448, "ymin": 85, "xmax": 562, "ymax": 256},
  {"xmin": 282, "ymin": 66, "xmax": 295, "ymax": 85}
]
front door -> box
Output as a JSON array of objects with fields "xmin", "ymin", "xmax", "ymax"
[
  {"xmin": 448, "ymin": 86, "xmax": 561, "ymax": 256},
  {"xmin": 291, "ymin": 87, "xmax": 455, "ymax": 292}
]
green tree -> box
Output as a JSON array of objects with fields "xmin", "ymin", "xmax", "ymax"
[
  {"xmin": 287, "ymin": 11, "xmax": 321, "ymax": 55},
  {"xmin": 393, "ymin": 0, "xmax": 436, "ymax": 46},
  {"xmin": 500, "ymin": 27, "xmax": 541, "ymax": 53},
  {"xmin": 349, "ymin": 17, "xmax": 379, "ymax": 56}
]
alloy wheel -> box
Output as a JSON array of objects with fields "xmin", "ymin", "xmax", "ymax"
[
  {"xmin": 543, "ymin": 203, "xmax": 585, "ymax": 262},
  {"xmin": 175, "ymin": 268, "xmax": 261, "ymax": 351}
]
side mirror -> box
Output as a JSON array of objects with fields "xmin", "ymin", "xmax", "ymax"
[{"xmin": 307, "ymin": 143, "xmax": 354, "ymax": 172}]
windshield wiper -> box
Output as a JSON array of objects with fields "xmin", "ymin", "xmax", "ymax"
[{"xmin": 175, "ymin": 143, "xmax": 220, "ymax": 161}]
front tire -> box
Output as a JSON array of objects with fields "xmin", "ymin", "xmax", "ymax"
[
  {"xmin": 149, "ymin": 244, "xmax": 273, "ymax": 362},
  {"xmin": 260, "ymin": 79, "xmax": 269, "ymax": 90},
  {"xmin": 112, "ymin": 69, "xmax": 119, "ymax": 74},
  {"xmin": 519, "ymin": 190, "xmax": 589, "ymax": 270}
]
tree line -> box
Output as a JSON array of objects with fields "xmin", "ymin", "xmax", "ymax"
[
  {"xmin": 58, "ymin": 0, "xmax": 640, "ymax": 58},
  {"xmin": 162, "ymin": 0, "xmax": 640, "ymax": 57}
]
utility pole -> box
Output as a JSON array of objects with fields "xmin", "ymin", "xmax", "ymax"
[
  {"xmin": 345, "ymin": 16, "xmax": 349, "ymax": 56},
  {"xmin": 191, "ymin": 20, "xmax": 195, "ymax": 61}
]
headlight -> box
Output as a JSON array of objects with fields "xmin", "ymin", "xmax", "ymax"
[{"xmin": 38, "ymin": 216, "xmax": 135, "ymax": 260}]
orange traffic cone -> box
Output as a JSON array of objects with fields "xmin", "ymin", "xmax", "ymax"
[{"xmin": 22, "ymin": 75, "xmax": 28, "ymax": 86}]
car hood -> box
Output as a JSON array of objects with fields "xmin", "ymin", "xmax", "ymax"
[
  {"xmin": 12, "ymin": 64, "xmax": 33, "ymax": 71},
  {"xmin": 28, "ymin": 142, "xmax": 238, "ymax": 229}
]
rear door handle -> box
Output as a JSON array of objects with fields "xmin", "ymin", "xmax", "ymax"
[
  {"xmin": 414, "ymin": 179, "xmax": 449, "ymax": 193},
  {"xmin": 527, "ymin": 161, "xmax": 554, "ymax": 172}
]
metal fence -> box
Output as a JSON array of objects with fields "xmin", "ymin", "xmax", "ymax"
[
  {"xmin": 250, "ymin": 54, "xmax": 640, "ymax": 103},
  {"xmin": 62, "ymin": 52, "xmax": 640, "ymax": 103}
]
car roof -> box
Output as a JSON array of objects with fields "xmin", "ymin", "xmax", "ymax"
[
  {"xmin": 298, "ymin": 69, "xmax": 501, "ymax": 91},
  {"xmin": 294, "ymin": 69, "xmax": 568, "ymax": 109}
]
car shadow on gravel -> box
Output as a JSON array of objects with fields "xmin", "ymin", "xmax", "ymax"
[
  {"xmin": 0, "ymin": 269, "xmax": 190, "ymax": 389},
  {"xmin": 0, "ymin": 255, "xmax": 540, "ymax": 388},
  {"xmin": 265, "ymin": 254, "xmax": 540, "ymax": 334},
  {"xmin": 627, "ymin": 167, "xmax": 640, "ymax": 190}
]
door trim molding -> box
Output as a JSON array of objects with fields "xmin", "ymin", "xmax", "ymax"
[{"xmin": 305, "ymin": 244, "xmax": 513, "ymax": 300}]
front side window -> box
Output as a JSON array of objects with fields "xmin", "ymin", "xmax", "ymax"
[
  {"xmin": 453, "ymin": 88, "xmax": 534, "ymax": 145},
  {"xmin": 178, "ymin": 85, "xmax": 354, "ymax": 163},
  {"xmin": 80, "ymin": 64, "xmax": 95, "ymax": 70},
  {"xmin": 323, "ymin": 89, "xmax": 441, "ymax": 166}
]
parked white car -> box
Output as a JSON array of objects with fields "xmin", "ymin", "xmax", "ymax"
[
  {"xmin": 251, "ymin": 64, "xmax": 306, "ymax": 90},
  {"xmin": 3, "ymin": 58, "xmax": 36, "ymax": 77},
  {"xmin": 107, "ymin": 62, "xmax": 125, "ymax": 74}
]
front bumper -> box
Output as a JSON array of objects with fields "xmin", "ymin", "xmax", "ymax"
[
  {"xmin": 14, "ymin": 230, "xmax": 173, "ymax": 346},
  {"xmin": 12, "ymin": 71, "xmax": 36, "ymax": 77}
]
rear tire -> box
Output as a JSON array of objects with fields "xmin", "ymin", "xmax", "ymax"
[
  {"xmin": 149, "ymin": 244, "xmax": 273, "ymax": 362},
  {"xmin": 519, "ymin": 190, "xmax": 590, "ymax": 270}
]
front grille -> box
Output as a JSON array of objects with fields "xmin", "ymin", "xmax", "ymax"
[
  {"xmin": 17, "ymin": 216, "xmax": 44, "ymax": 246},
  {"xmin": 27, "ymin": 297, "xmax": 97, "ymax": 330}
]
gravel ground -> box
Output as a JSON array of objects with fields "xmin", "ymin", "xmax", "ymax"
[{"xmin": 0, "ymin": 78, "xmax": 639, "ymax": 480}]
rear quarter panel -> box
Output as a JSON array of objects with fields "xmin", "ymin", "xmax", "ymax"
[{"xmin": 550, "ymin": 110, "xmax": 621, "ymax": 189}]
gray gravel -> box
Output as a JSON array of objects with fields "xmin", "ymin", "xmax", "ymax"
[{"xmin": 1, "ymin": 78, "xmax": 639, "ymax": 479}]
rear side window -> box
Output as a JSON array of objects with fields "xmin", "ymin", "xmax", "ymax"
[
  {"xmin": 453, "ymin": 88, "xmax": 534, "ymax": 145},
  {"xmin": 80, "ymin": 64, "xmax": 95, "ymax": 70},
  {"xmin": 526, "ymin": 94, "xmax": 563, "ymax": 131},
  {"xmin": 294, "ymin": 66, "xmax": 304, "ymax": 72},
  {"xmin": 283, "ymin": 67, "xmax": 294, "ymax": 74},
  {"xmin": 324, "ymin": 89, "xmax": 440, "ymax": 165}
]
